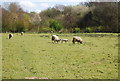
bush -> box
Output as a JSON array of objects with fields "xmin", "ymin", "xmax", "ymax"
[
  {"xmin": 49, "ymin": 19, "xmax": 63, "ymax": 32},
  {"xmin": 16, "ymin": 24, "xmax": 26, "ymax": 32},
  {"xmin": 74, "ymin": 28, "xmax": 80, "ymax": 33},
  {"xmin": 96, "ymin": 26, "xmax": 103, "ymax": 32},
  {"xmin": 85, "ymin": 27, "xmax": 93, "ymax": 33},
  {"xmin": 39, "ymin": 27, "xmax": 52, "ymax": 33}
]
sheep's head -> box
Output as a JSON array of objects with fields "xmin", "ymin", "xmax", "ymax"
[{"xmin": 80, "ymin": 41, "xmax": 83, "ymax": 44}]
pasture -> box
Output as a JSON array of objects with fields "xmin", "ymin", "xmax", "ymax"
[{"xmin": 2, "ymin": 33, "xmax": 118, "ymax": 79}]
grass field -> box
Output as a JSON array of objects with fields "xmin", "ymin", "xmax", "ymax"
[{"xmin": 2, "ymin": 33, "xmax": 118, "ymax": 79}]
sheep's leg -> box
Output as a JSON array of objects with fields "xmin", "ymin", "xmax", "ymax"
[
  {"xmin": 65, "ymin": 41, "xmax": 67, "ymax": 43},
  {"xmin": 72, "ymin": 40, "xmax": 75, "ymax": 44},
  {"xmin": 53, "ymin": 40, "xmax": 56, "ymax": 43}
]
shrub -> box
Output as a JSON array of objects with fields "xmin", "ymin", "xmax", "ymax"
[
  {"xmin": 74, "ymin": 28, "xmax": 80, "ymax": 33},
  {"xmin": 85, "ymin": 27, "xmax": 93, "ymax": 33},
  {"xmin": 39, "ymin": 27, "xmax": 52, "ymax": 33},
  {"xmin": 96, "ymin": 26, "xmax": 103, "ymax": 32},
  {"xmin": 49, "ymin": 19, "xmax": 63, "ymax": 32}
]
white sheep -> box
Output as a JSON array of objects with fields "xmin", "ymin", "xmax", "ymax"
[
  {"xmin": 52, "ymin": 35, "xmax": 60, "ymax": 43},
  {"xmin": 72, "ymin": 36, "xmax": 83, "ymax": 44}
]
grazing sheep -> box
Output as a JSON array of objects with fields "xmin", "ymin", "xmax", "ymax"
[
  {"xmin": 8, "ymin": 33, "xmax": 13, "ymax": 39},
  {"xmin": 21, "ymin": 32, "xmax": 24, "ymax": 35},
  {"xmin": 72, "ymin": 36, "xmax": 83, "ymax": 44},
  {"xmin": 52, "ymin": 35, "xmax": 60, "ymax": 43},
  {"xmin": 51, "ymin": 31, "xmax": 54, "ymax": 33},
  {"xmin": 59, "ymin": 31, "xmax": 62, "ymax": 34},
  {"xmin": 61, "ymin": 39, "xmax": 68, "ymax": 43}
]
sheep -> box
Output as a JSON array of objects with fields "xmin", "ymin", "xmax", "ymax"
[
  {"xmin": 52, "ymin": 35, "xmax": 59, "ymax": 41},
  {"xmin": 72, "ymin": 36, "xmax": 83, "ymax": 44},
  {"xmin": 52, "ymin": 35, "xmax": 60, "ymax": 43},
  {"xmin": 21, "ymin": 32, "xmax": 24, "ymax": 35},
  {"xmin": 51, "ymin": 31, "xmax": 54, "ymax": 33},
  {"xmin": 8, "ymin": 33, "xmax": 13, "ymax": 39},
  {"xmin": 61, "ymin": 39, "xmax": 68, "ymax": 43}
]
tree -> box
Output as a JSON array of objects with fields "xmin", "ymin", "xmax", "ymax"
[
  {"xmin": 40, "ymin": 8, "xmax": 61, "ymax": 19},
  {"xmin": 49, "ymin": 19, "xmax": 63, "ymax": 32},
  {"xmin": 91, "ymin": 2, "xmax": 118, "ymax": 32},
  {"xmin": 29, "ymin": 12, "xmax": 41, "ymax": 32},
  {"xmin": 0, "ymin": 5, "xmax": 2, "ymax": 32},
  {"xmin": 2, "ymin": 2, "xmax": 119, "ymax": 33},
  {"xmin": 2, "ymin": 2, "xmax": 26, "ymax": 32},
  {"xmin": 54, "ymin": 4, "xmax": 65, "ymax": 11}
]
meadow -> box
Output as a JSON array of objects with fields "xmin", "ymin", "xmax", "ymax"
[{"xmin": 2, "ymin": 33, "xmax": 118, "ymax": 79}]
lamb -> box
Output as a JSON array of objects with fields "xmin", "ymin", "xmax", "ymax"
[
  {"xmin": 8, "ymin": 33, "xmax": 13, "ymax": 39},
  {"xmin": 72, "ymin": 36, "xmax": 83, "ymax": 44},
  {"xmin": 61, "ymin": 39, "xmax": 68, "ymax": 43}
]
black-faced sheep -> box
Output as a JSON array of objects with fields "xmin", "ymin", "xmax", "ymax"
[
  {"xmin": 72, "ymin": 36, "xmax": 83, "ymax": 44},
  {"xmin": 52, "ymin": 35, "xmax": 60, "ymax": 43},
  {"xmin": 21, "ymin": 32, "xmax": 24, "ymax": 35},
  {"xmin": 8, "ymin": 33, "xmax": 13, "ymax": 39}
]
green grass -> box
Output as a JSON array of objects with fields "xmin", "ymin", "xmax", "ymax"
[{"xmin": 2, "ymin": 33, "xmax": 118, "ymax": 79}]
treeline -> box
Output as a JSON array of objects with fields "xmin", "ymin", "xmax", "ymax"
[{"xmin": 1, "ymin": 2, "xmax": 120, "ymax": 33}]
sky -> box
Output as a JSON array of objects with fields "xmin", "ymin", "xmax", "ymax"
[
  {"xmin": 0, "ymin": 0, "xmax": 119, "ymax": 13},
  {"xmin": 18, "ymin": 1, "xmax": 82, "ymax": 13}
]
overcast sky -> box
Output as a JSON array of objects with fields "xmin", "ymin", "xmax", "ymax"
[
  {"xmin": 18, "ymin": 1, "xmax": 82, "ymax": 13},
  {"xmin": 0, "ymin": 0, "xmax": 119, "ymax": 13}
]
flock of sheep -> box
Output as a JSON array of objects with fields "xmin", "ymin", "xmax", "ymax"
[
  {"xmin": 52, "ymin": 35, "xmax": 83, "ymax": 44},
  {"xmin": 8, "ymin": 32, "xmax": 23, "ymax": 39},
  {"xmin": 8, "ymin": 32, "xmax": 83, "ymax": 44}
]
